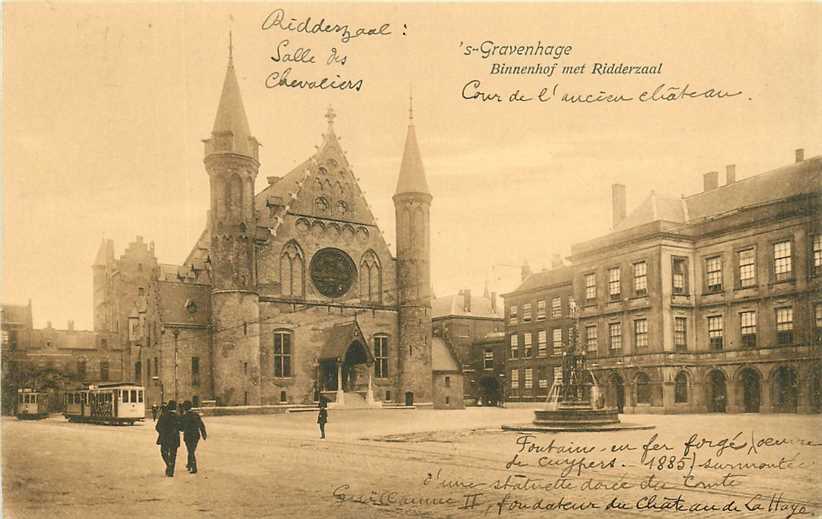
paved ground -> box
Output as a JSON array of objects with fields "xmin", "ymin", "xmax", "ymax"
[{"xmin": 2, "ymin": 408, "xmax": 821, "ymax": 519}]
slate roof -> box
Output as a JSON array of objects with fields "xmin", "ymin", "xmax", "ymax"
[
  {"xmin": 432, "ymin": 293, "xmax": 501, "ymax": 319},
  {"xmin": 211, "ymin": 57, "xmax": 255, "ymax": 157},
  {"xmin": 320, "ymin": 321, "xmax": 374, "ymax": 363},
  {"xmin": 684, "ymin": 156, "xmax": 821, "ymax": 221},
  {"xmin": 432, "ymin": 337, "xmax": 460, "ymax": 372},
  {"xmin": 395, "ymin": 123, "xmax": 430, "ymax": 195},
  {"xmin": 615, "ymin": 156, "xmax": 821, "ymax": 232},
  {"xmin": 508, "ymin": 265, "xmax": 574, "ymax": 295},
  {"xmin": 614, "ymin": 192, "xmax": 685, "ymax": 231}
]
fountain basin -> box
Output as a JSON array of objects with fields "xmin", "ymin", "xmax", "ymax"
[{"xmin": 502, "ymin": 402, "xmax": 655, "ymax": 433}]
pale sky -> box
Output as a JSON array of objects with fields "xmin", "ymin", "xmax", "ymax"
[{"xmin": 3, "ymin": 3, "xmax": 821, "ymax": 329}]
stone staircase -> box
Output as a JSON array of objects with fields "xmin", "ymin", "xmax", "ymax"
[{"xmin": 329, "ymin": 391, "xmax": 372, "ymax": 409}]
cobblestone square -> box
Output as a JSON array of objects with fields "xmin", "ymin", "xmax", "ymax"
[{"xmin": 3, "ymin": 409, "xmax": 820, "ymax": 519}]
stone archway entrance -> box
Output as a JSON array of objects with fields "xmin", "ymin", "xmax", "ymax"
[
  {"xmin": 772, "ymin": 366, "xmax": 798, "ymax": 413},
  {"xmin": 319, "ymin": 321, "xmax": 375, "ymax": 407},
  {"xmin": 738, "ymin": 368, "xmax": 761, "ymax": 413},
  {"xmin": 478, "ymin": 375, "xmax": 500, "ymax": 406},
  {"xmin": 706, "ymin": 370, "xmax": 727, "ymax": 413}
]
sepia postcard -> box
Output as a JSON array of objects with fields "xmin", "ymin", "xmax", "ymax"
[{"xmin": 2, "ymin": 2, "xmax": 821, "ymax": 518}]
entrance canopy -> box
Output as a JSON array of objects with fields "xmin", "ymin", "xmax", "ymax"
[{"xmin": 320, "ymin": 321, "xmax": 374, "ymax": 365}]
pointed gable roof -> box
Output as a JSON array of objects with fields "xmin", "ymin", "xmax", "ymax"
[
  {"xmin": 211, "ymin": 56, "xmax": 254, "ymax": 157},
  {"xmin": 320, "ymin": 320, "xmax": 374, "ymax": 363},
  {"xmin": 395, "ymin": 122, "xmax": 430, "ymax": 196}
]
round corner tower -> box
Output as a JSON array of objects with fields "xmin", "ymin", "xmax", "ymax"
[
  {"xmin": 393, "ymin": 107, "xmax": 433, "ymax": 405},
  {"xmin": 204, "ymin": 48, "xmax": 262, "ymax": 406}
]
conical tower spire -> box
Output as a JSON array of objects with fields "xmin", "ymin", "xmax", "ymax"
[
  {"xmin": 208, "ymin": 35, "xmax": 256, "ymax": 158},
  {"xmin": 394, "ymin": 95, "xmax": 430, "ymax": 196},
  {"xmin": 93, "ymin": 238, "xmax": 114, "ymax": 267}
]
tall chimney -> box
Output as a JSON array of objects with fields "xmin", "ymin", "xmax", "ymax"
[
  {"xmin": 611, "ymin": 184, "xmax": 626, "ymax": 228},
  {"xmin": 795, "ymin": 148, "xmax": 804, "ymax": 163},
  {"xmin": 551, "ymin": 253, "xmax": 563, "ymax": 269},
  {"xmin": 67, "ymin": 320, "xmax": 75, "ymax": 331},
  {"xmin": 521, "ymin": 261, "xmax": 532, "ymax": 282},
  {"xmin": 462, "ymin": 289, "xmax": 472, "ymax": 313},
  {"xmin": 490, "ymin": 292, "xmax": 497, "ymax": 313},
  {"xmin": 725, "ymin": 165, "xmax": 736, "ymax": 185},
  {"xmin": 703, "ymin": 171, "xmax": 719, "ymax": 191}
]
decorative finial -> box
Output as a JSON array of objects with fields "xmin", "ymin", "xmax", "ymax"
[
  {"xmin": 325, "ymin": 105, "xmax": 337, "ymax": 131},
  {"xmin": 408, "ymin": 85, "xmax": 414, "ymax": 122}
]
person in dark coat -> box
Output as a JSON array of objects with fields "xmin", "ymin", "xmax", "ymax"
[
  {"xmin": 151, "ymin": 404, "xmax": 158, "ymax": 421},
  {"xmin": 317, "ymin": 398, "xmax": 328, "ymax": 439},
  {"xmin": 180, "ymin": 400, "xmax": 207, "ymax": 474},
  {"xmin": 155, "ymin": 400, "xmax": 181, "ymax": 477}
]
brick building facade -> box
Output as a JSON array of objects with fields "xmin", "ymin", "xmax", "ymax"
[
  {"xmin": 502, "ymin": 264, "xmax": 574, "ymax": 404},
  {"xmin": 1, "ymin": 302, "xmax": 123, "ymax": 413},
  {"xmin": 432, "ymin": 289, "xmax": 503, "ymax": 405},
  {"xmin": 568, "ymin": 152, "xmax": 822, "ymax": 414}
]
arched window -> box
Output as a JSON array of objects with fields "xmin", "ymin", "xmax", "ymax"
[
  {"xmin": 674, "ymin": 371, "xmax": 688, "ymax": 403},
  {"xmin": 280, "ymin": 242, "xmax": 304, "ymax": 297},
  {"xmin": 636, "ymin": 372, "xmax": 651, "ymax": 404},
  {"xmin": 273, "ymin": 330, "xmax": 293, "ymax": 377},
  {"xmin": 359, "ymin": 251, "xmax": 382, "ymax": 303},
  {"xmin": 374, "ymin": 335, "xmax": 389, "ymax": 378}
]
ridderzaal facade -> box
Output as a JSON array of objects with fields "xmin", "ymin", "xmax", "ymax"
[{"xmin": 92, "ymin": 52, "xmax": 457, "ymax": 409}]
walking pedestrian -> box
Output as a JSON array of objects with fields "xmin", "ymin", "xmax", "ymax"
[
  {"xmin": 181, "ymin": 400, "xmax": 207, "ymax": 474},
  {"xmin": 317, "ymin": 398, "xmax": 328, "ymax": 439},
  {"xmin": 155, "ymin": 400, "xmax": 181, "ymax": 477},
  {"xmin": 151, "ymin": 403, "xmax": 158, "ymax": 421}
]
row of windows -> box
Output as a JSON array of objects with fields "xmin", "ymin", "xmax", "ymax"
[
  {"xmin": 509, "ymin": 296, "xmax": 572, "ymax": 324},
  {"xmin": 582, "ymin": 236, "xmax": 822, "ymax": 300},
  {"xmin": 702, "ymin": 239, "xmax": 814, "ymax": 292},
  {"xmin": 701, "ymin": 236, "xmax": 822, "ymax": 292},
  {"xmin": 510, "ymin": 367, "xmax": 554, "ymax": 389},
  {"xmin": 581, "ymin": 303, "xmax": 822, "ymax": 353},
  {"xmin": 509, "ymin": 328, "xmax": 566, "ymax": 359},
  {"xmin": 273, "ymin": 331, "xmax": 390, "ymax": 378},
  {"xmin": 585, "ymin": 261, "xmax": 648, "ymax": 301}
]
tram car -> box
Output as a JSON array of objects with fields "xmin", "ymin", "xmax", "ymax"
[
  {"xmin": 16, "ymin": 388, "xmax": 49, "ymax": 419},
  {"xmin": 64, "ymin": 382, "xmax": 145, "ymax": 425}
]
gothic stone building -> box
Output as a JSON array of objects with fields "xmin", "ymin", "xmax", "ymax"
[
  {"xmin": 569, "ymin": 151, "xmax": 822, "ymax": 414},
  {"xmin": 91, "ymin": 53, "xmax": 454, "ymax": 409}
]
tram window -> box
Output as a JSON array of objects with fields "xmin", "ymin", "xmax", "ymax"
[
  {"xmin": 131, "ymin": 390, "xmax": 137, "ymax": 402},
  {"xmin": 123, "ymin": 390, "xmax": 130, "ymax": 403},
  {"xmin": 137, "ymin": 390, "xmax": 143, "ymax": 403}
]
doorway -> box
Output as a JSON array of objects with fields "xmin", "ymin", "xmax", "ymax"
[
  {"xmin": 739, "ymin": 368, "xmax": 761, "ymax": 413},
  {"xmin": 706, "ymin": 370, "xmax": 727, "ymax": 413}
]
